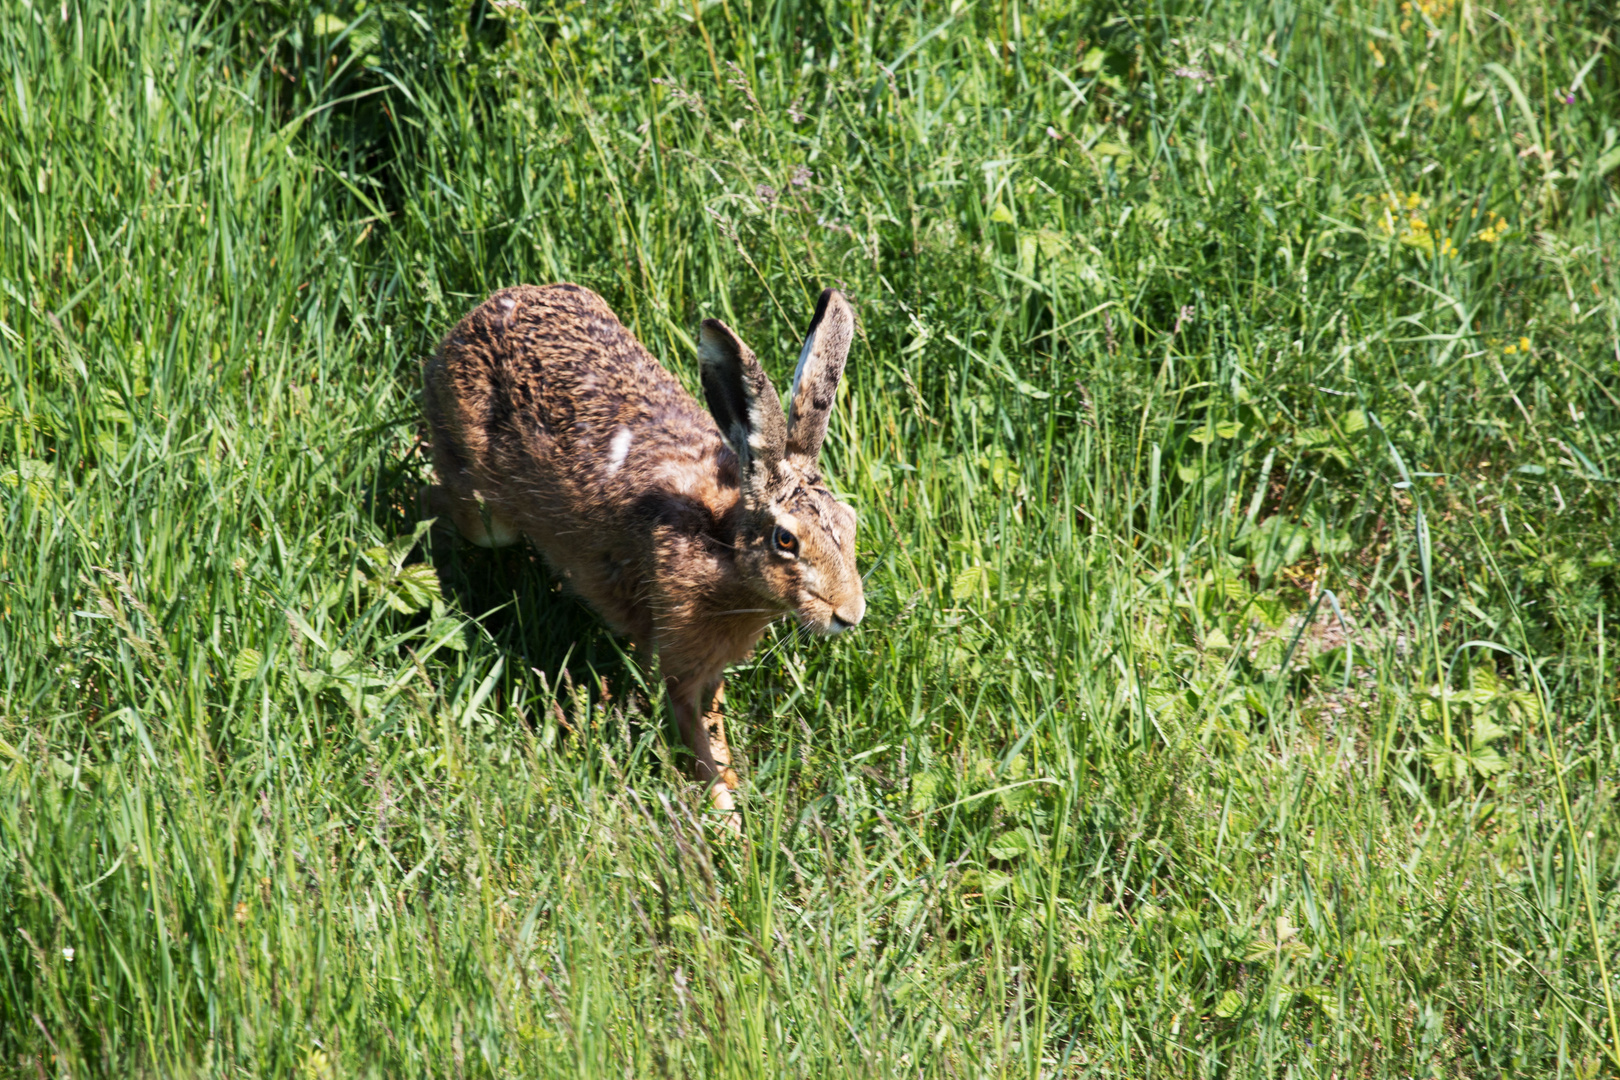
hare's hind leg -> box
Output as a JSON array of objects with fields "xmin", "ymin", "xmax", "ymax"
[{"xmin": 421, "ymin": 484, "xmax": 521, "ymax": 549}]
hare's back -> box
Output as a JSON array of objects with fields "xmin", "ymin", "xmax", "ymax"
[
  {"xmin": 444, "ymin": 283, "xmax": 688, "ymax": 406},
  {"xmin": 430, "ymin": 283, "xmax": 710, "ymax": 456}
]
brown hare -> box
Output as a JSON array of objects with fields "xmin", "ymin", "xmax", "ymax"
[{"xmin": 422, "ymin": 283, "xmax": 864, "ymax": 823}]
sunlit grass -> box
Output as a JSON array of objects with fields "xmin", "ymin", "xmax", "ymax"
[{"xmin": 2, "ymin": 0, "xmax": 1618, "ymax": 1075}]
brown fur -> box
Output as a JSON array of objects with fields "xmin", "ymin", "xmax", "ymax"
[{"xmin": 422, "ymin": 283, "xmax": 863, "ymax": 822}]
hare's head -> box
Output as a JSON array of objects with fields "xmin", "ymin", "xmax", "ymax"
[{"xmin": 699, "ymin": 289, "xmax": 864, "ymax": 635}]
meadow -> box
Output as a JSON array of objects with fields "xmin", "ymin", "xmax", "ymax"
[{"xmin": 2, "ymin": 0, "xmax": 1618, "ymax": 1074}]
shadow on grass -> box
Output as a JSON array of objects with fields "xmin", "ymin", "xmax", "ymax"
[
  {"xmin": 419, "ymin": 515, "xmax": 668, "ymax": 734},
  {"xmin": 355, "ymin": 418, "xmax": 676, "ymax": 767}
]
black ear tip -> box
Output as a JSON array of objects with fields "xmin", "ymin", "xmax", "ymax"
[
  {"xmin": 806, "ymin": 288, "xmax": 841, "ymax": 335},
  {"xmin": 699, "ymin": 318, "xmax": 744, "ymax": 368}
]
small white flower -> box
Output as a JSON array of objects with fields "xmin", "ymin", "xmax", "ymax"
[{"xmin": 62, "ymin": 947, "xmax": 74, "ymax": 962}]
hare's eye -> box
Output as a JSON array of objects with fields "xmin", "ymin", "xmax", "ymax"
[{"xmin": 772, "ymin": 525, "xmax": 799, "ymax": 557}]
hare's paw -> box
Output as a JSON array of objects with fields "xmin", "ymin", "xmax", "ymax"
[
  {"xmin": 707, "ymin": 780, "xmax": 743, "ymax": 836},
  {"xmin": 422, "ymin": 484, "xmax": 521, "ymax": 549}
]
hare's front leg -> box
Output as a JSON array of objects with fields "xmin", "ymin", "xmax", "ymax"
[
  {"xmin": 670, "ymin": 677, "xmax": 740, "ymax": 823},
  {"xmin": 421, "ymin": 484, "xmax": 521, "ymax": 549}
]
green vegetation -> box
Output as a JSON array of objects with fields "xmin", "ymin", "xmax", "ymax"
[{"xmin": 3, "ymin": 0, "xmax": 1619, "ymax": 1074}]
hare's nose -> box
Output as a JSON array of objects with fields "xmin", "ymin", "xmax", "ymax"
[{"xmin": 832, "ymin": 597, "xmax": 865, "ymax": 631}]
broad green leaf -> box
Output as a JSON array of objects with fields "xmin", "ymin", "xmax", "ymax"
[
  {"xmin": 988, "ymin": 827, "xmax": 1037, "ymax": 862},
  {"xmin": 1468, "ymin": 745, "xmax": 1507, "ymax": 777},
  {"xmin": 0, "ymin": 458, "xmax": 55, "ymax": 502},
  {"xmin": 1311, "ymin": 527, "xmax": 1353, "ymax": 556},
  {"xmin": 1423, "ymin": 746, "xmax": 1471, "ymax": 782},
  {"xmin": 1294, "ymin": 984, "xmax": 1340, "ymax": 1021},
  {"xmin": 951, "ymin": 565, "xmax": 985, "ymax": 602},
  {"xmin": 1144, "ymin": 686, "xmax": 1184, "ymax": 718},
  {"xmin": 1471, "ymin": 714, "xmax": 1510, "ymax": 745},
  {"xmin": 296, "ymin": 669, "xmax": 332, "ymax": 693},
  {"xmin": 1242, "ymin": 516, "xmax": 1312, "ymax": 569},
  {"xmin": 963, "ymin": 869, "xmax": 1013, "ymax": 896},
  {"xmin": 393, "ymin": 564, "xmax": 441, "ymax": 612},
  {"xmin": 1599, "ymin": 142, "xmax": 1620, "ymax": 178},
  {"xmin": 908, "ymin": 771, "xmax": 941, "ymax": 813},
  {"xmin": 231, "ymin": 648, "xmax": 263, "ymax": 681},
  {"xmin": 423, "ymin": 616, "xmax": 468, "ymax": 653}
]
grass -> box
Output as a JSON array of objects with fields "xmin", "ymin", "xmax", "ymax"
[{"xmin": 2, "ymin": 0, "xmax": 1618, "ymax": 1074}]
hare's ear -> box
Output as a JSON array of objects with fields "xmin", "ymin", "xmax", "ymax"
[
  {"xmin": 699, "ymin": 317, "xmax": 786, "ymax": 496},
  {"xmin": 785, "ymin": 289, "xmax": 855, "ymax": 464}
]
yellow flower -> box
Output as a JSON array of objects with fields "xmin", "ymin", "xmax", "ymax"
[
  {"xmin": 1409, "ymin": 0, "xmax": 1456, "ymax": 18},
  {"xmin": 1518, "ymin": 336, "xmax": 1531, "ymax": 353},
  {"xmin": 1503, "ymin": 345, "xmax": 1517, "ymax": 355},
  {"xmin": 1365, "ymin": 191, "xmax": 1444, "ymax": 254}
]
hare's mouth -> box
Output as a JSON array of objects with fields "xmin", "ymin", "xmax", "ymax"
[
  {"xmin": 801, "ymin": 590, "xmax": 860, "ymax": 635},
  {"xmin": 799, "ymin": 611, "xmax": 858, "ymax": 636},
  {"xmin": 796, "ymin": 613, "xmax": 840, "ymax": 636}
]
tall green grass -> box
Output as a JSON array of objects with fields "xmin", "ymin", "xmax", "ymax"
[{"xmin": 2, "ymin": 0, "xmax": 1618, "ymax": 1074}]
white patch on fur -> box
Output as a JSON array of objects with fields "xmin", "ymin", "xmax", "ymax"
[
  {"xmin": 500, "ymin": 296, "xmax": 516, "ymax": 310},
  {"xmin": 607, "ymin": 426, "xmax": 633, "ymax": 475}
]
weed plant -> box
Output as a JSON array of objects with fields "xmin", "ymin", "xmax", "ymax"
[{"xmin": 2, "ymin": 0, "xmax": 1619, "ymax": 1075}]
